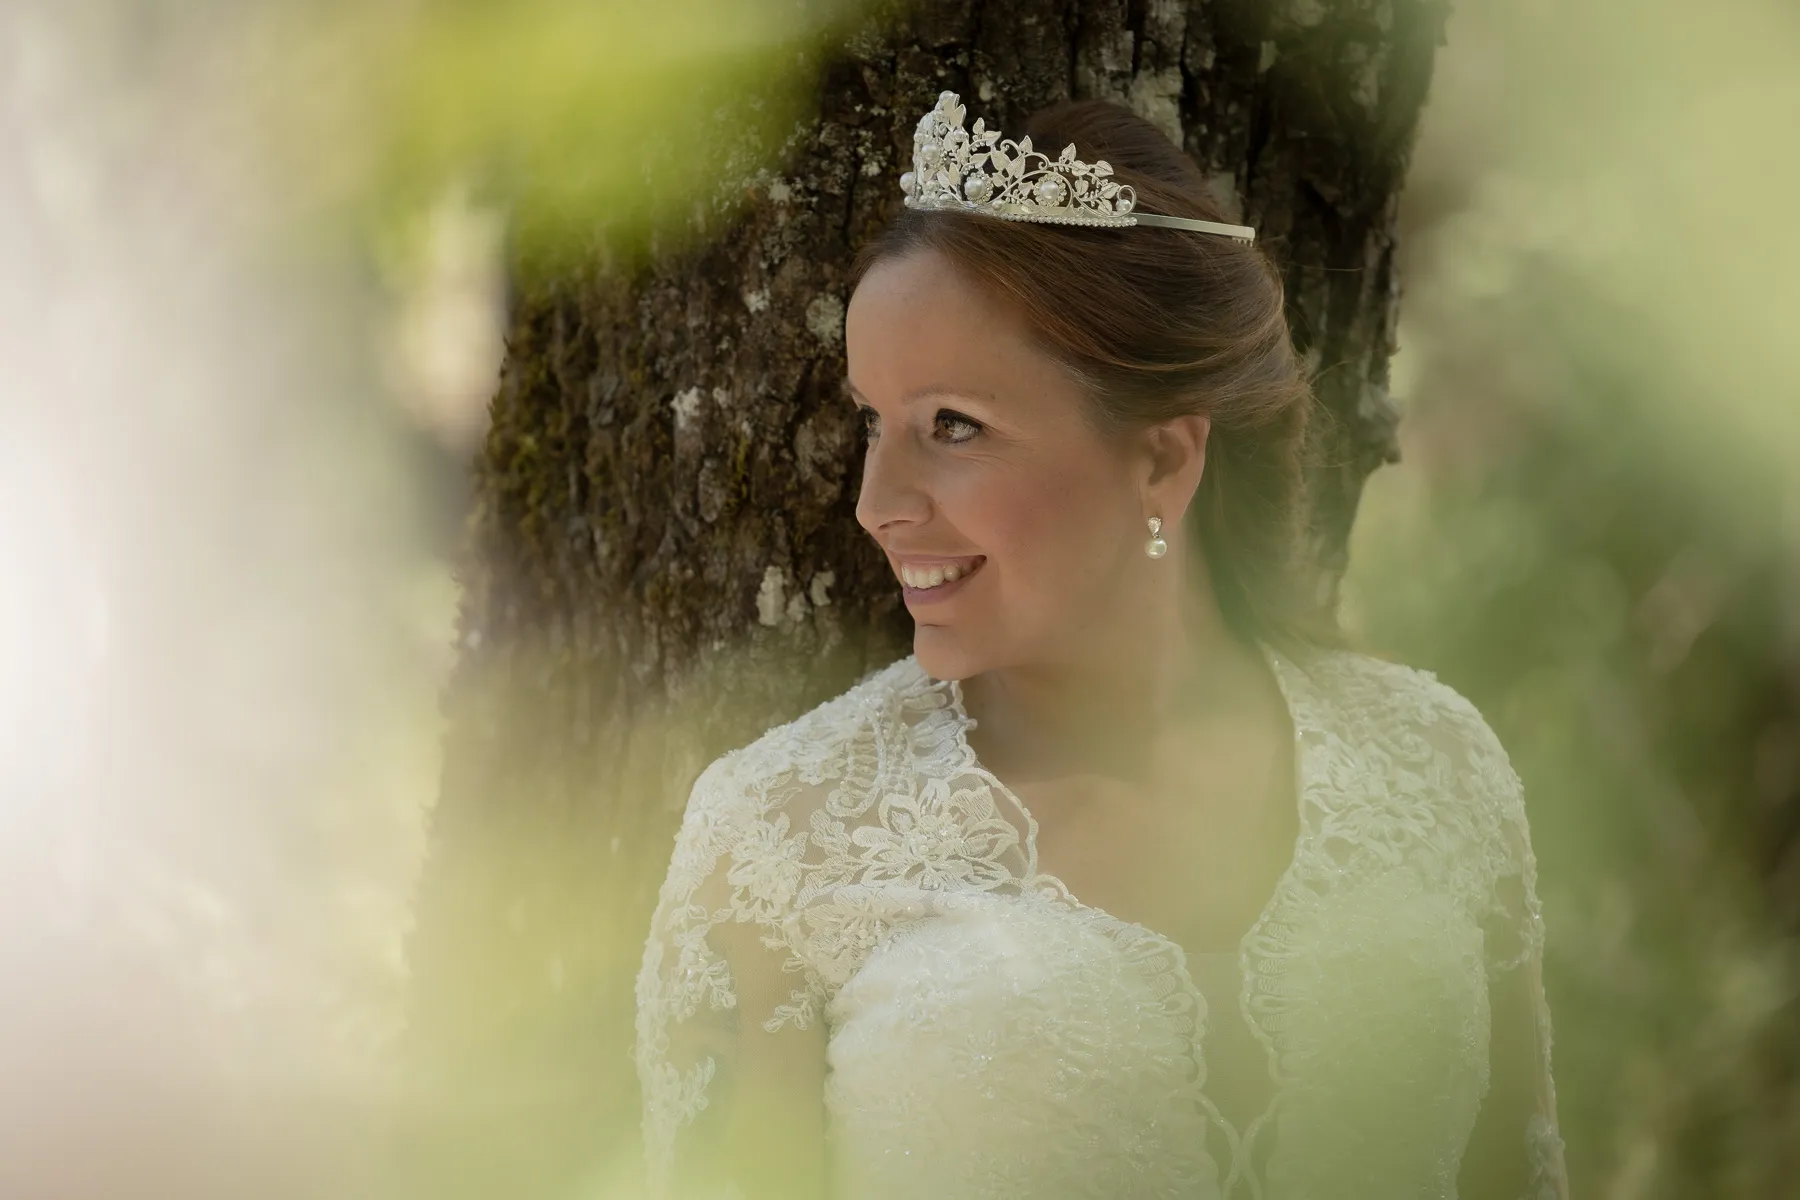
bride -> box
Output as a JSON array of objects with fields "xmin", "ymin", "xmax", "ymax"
[{"xmin": 635, "ymin": 92, "xmax": 1568, "ymax": 1199}]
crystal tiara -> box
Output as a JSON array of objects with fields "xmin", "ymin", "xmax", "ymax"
[{"xmin": 898, "ymin": 91, "xmax": 1256, "ymax": 244}]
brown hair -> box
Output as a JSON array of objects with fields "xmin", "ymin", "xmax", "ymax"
[{"xmin": 852, "ymin": 97, "xmax": 1346, "ymax": 657}]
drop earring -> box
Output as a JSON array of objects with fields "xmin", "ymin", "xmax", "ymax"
[{"xmin": 1145, "ymin": 516, "xmax": 1168, "ymax": 559}]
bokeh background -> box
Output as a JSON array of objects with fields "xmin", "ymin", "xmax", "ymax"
[
  {"xmin": 1, "ymin": 0, "xmax": 1794, "ymax": 1195},
  {"xmin": 1350, "ymin": 1, "xmax": 1800, "ymax": 1191}
]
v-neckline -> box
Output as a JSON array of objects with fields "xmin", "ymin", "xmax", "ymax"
[
  {"xmin": 937, "ymin": 639, "xmax": 1312, "ymax": 975},
  {"xmin": 926, "ymin": 638, "xmax": 1318, "ymax": 1180}
]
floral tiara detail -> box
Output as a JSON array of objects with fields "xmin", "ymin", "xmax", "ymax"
[{"xmin": 898, "ymin": 91, "xmax": 1256, "ymax": 244}]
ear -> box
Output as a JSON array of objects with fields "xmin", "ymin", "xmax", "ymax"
[{"xmin": 1139, "ymin": 413, "xmax": 1211, "ymax": 526}]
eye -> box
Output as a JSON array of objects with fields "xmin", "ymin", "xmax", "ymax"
[
  {"xmin": 853, "ymin": 405, "xmax": 984, "ymax": 447},
  {"xmin": 934, "ymin": 409, "xmax": 983, "ymax": 444}
]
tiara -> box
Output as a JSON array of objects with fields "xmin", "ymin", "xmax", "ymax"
[{"xmin": 898, "ymin": 91, "xmax": 1256, "ymax": 243}]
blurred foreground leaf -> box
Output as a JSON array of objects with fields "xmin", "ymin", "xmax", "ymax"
[{"xmin": 272, "ymin": 0, "xmax": 870, "ymax": 280}]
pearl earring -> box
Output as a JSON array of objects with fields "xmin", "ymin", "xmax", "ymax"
[{"xmin": 1145, "ymin": 516, "xmax": 1168, "ymax": 559}]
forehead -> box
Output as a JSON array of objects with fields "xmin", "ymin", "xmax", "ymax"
[{"xmin": 845, "ymin": 248, "xmax": 1054, "ymax": 400}]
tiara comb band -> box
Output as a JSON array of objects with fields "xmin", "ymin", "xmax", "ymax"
[{"xmin": 898, "ymin": 91, "xmax": 1256, "ymax": 244}]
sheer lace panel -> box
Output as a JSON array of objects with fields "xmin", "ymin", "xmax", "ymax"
[
  {"xmin": 1286, "ymin": 651, "xmax": 1563, "ymax": 1198},
  {"xmin": 633, "ymin": 754, "xmax": 823, "ymax": 1194}
]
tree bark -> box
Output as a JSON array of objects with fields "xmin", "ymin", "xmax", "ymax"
[{"xmin": 399, "ymin": 1, "xmax": 1447, "ymax": 1194}]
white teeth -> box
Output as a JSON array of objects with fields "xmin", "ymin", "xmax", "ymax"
[
  {"xmin": 900, "ymin": 560, "xmax": 976, "ymax": 589},
  {"xmin": 903, "ymin": 566, "xmax": 943, "ymax": 588}
]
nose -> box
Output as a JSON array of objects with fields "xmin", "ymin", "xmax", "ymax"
[{"xmin": 854, "ymin": 425, "xmax": 934, "ymax": 537}]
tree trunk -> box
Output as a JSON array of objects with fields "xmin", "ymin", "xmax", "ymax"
[{"xmin": 399, "ymin": 1, "xmax": 1446, "ymax": 1194}]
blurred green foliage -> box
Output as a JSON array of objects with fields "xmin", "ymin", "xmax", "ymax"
[
  {"xmin": 265, "ymin": 0, "xmax": 870, "ymax": 283},
  {"xmin": 1347, "ymin": 0, "xmax": 1800, "ymax": 1193}
]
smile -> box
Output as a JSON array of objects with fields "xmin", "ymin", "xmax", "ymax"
[{"xmin": 896, "ymin": 555, "xmax": 986, "ymax": 604}]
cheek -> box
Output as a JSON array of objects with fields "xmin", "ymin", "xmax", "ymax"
[{"xmin": 950, "ymin": 464, "xmax": 1130, "ymax": 580}]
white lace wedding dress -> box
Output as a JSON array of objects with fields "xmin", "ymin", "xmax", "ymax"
[{"xmin": 635, "ymin": 642, "xmax": 1567, "ymax": 1198}]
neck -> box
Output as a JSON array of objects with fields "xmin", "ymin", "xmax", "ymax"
[{"xmin": 960, "ymin": 551, "xmax": 1257, "ymax": 786}]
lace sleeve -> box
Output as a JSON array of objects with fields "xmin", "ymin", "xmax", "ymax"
[
  {"xmin": 633, "ymin": 754, "xmax": 829, "ymax": 1197},
  {"xmin": 1443, "ymin": 694, "xmax": 1569, "ymax": 1199},
  {"xmin": 1488, "ymin": 765, "xmax": 1569, "ymax": 1198}
]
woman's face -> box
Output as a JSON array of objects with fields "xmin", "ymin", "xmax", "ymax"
[{"xmin": 845, "ymin": 246, "xmax": 1162, "ymax": 682}]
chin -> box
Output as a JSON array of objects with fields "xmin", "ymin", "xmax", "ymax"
[{"xmin": 911, "ymin": 625, "xmax": 994, "ymax": 682}]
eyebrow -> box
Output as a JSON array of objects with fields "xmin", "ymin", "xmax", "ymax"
[{"xmin": 846, "ymin": 381, "xmax": 996, "ymax": 406}]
